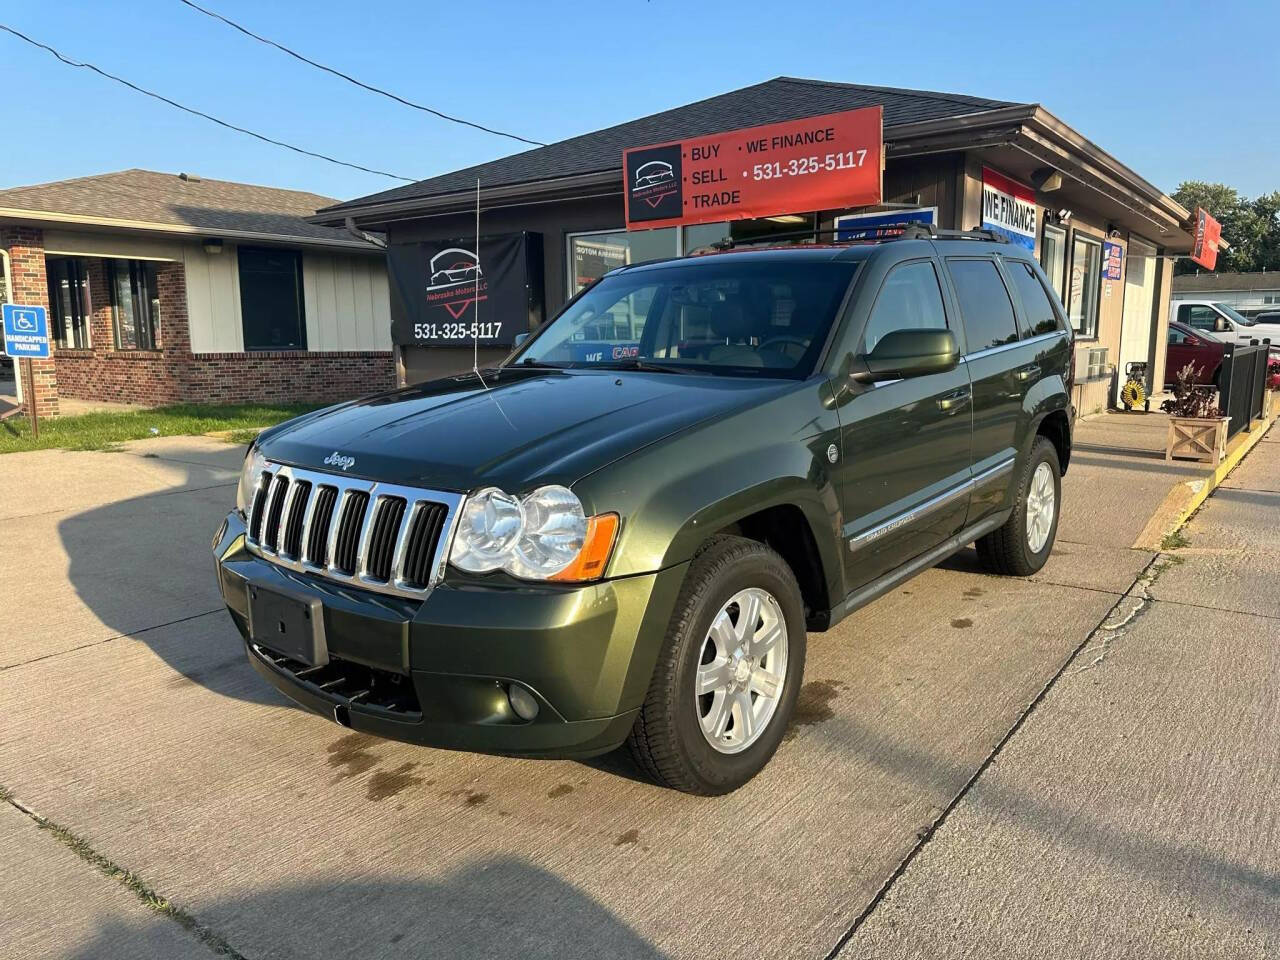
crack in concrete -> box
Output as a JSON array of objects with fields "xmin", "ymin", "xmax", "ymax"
[
  {"xmin": 1072, "ymin": 559, "xmax": 1167, "ymax": 674},
  {"xmin": 822, "ymin": 550, "xmax": 1169, "ymax": 960},
  {"xmin": 0, "ymin": 608, "xmax": 225, "ymax": 674},
  {"xmin": 0, "ymin": 784, "xmax": 249, "ymax": 959}
]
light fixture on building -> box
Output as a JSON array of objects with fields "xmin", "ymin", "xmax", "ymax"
[
  {"xmin": 202, "ymin": 238, "xmax": 223, "ymax": 254},
  {"xmin": 1030, "ymin": 167, "xmax": 1064, "ymax": 192},
  {"xmin": 1057, "ymin": 209, "xmax": 1073, "ymax": 224},
  {"xmin": 765, "ymin": 215, "xmax": 808, "ymax": 224}
]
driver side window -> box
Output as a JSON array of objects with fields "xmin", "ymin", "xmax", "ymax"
[{"xmin": 861, "ymin": 260, "xmax": 948, "ymax": 354}]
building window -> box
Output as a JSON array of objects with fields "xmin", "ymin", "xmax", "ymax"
[
  {"xmin": 238, "ymin": 247, "xmax": 305, "ymax": 351},
  {"xmin": 1067, "ymin": 234, "xmax": 1102, "ymax": 339},
  {"xmin": 46, "ymin": 256, "xmax": 91, "ymax": 349},
  {"xmin": 109, "ymin": 259, "xmax": 160, "ymax": 350},
  {"xmin": 567, "ymin": 229, "xmax": 678, "ymax": 296},
  {"xmin": 1040, "ymin": 224, "xmax": 1067, "ymax": 301}
]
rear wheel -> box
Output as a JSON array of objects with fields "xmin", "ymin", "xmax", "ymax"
[
  {"xmin": 626, "ymin": 536, "xmax": 805, "ymax": 795},
  {"xmin": 976, "ymin": 436, "xmax": 1061, "ymax": 576}
]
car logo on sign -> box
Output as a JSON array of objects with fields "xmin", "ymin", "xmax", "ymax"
[{"xmin": 323, "ymin": 451, "xmax": 356, "ymax": 471}]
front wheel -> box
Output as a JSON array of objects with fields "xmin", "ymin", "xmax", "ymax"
[
  {"xmin": 976, "ymin": 436, "xmax": 1062, "ymax": 576},
  {"xmin": 626, "ymin": 536, "xmax": 806, "ymax": 795}
]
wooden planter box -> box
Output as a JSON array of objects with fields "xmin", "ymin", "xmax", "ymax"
[{"xmin": 1166, "ymin": 416, "xmax": 1230, "ymax": 466}]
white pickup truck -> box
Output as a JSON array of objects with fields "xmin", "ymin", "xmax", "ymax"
[{"xmin": 1171, "ymin": 300, "xmax": 1280, "ymax": 348}]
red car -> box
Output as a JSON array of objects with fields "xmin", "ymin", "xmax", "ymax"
[{"xmin": 1165, "ymin": 321, "xmax": 1226, "ymax": 387}]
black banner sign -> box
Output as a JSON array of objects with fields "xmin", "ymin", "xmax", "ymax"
[{"xmin": 388, "ymin": 231, "xmax": 542, "ymax": 346}]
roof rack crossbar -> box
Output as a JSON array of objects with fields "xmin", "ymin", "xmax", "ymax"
[{"xmin": 701, "ymin": 223, "xmax": 1009, "ymax": 252}]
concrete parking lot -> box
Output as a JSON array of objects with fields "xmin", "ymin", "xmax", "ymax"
[{"xmin": 1, "ymin": 418, "xmax": 1276, "ymax": 959}]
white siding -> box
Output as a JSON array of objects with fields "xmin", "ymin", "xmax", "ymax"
[
  {"xmin": 302, "ymin": 252, "xmax": 391, "ymax": 351},
  {"xmin": 184, "ymin": 241, "xmax": 244, "ymax": 353}
]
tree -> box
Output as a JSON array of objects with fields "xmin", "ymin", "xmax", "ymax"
[{"xmin": 1172, "ymin": 181, "xmax": 1280, "ymax": 275}]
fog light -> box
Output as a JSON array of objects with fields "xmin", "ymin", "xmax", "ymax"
[{"xmin": 506, "ymin": 684, "xmax": 539, "ymax": 721}]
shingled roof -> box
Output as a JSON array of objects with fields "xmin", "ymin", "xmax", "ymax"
[
  {"xmin": 0, "ymin": 169, "xmax": 375, "ymax": 248},
  {"xmin": 318, "ymin": 76, "xmax": 1022, "ymax": 216}
]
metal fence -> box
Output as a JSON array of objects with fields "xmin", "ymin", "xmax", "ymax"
[{"xmin": 1218, "ymin": 339, "xmax": 1272, "ymax": 439}]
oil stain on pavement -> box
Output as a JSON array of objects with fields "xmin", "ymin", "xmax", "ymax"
[
  {"xmin": 951, "ymin": 618, "xmax": 973, "ymax": 628},
  {"xmin": 326, "ymin": 733, "xmax": 381, "ymax": 782},
  {"xmin": 548, "ymin": 783, "xmax": 574, "ymax": 799},
  {"xmin": 366, "ymin": 762, "xmax": 429, "ymax": 802},
  {"xmin": 613, "ymin": 829, "xmax": 640, "ymax": 846}
]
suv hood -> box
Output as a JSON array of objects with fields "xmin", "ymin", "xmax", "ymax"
[{"xmin": 260, "ymin": 367, "xmax": 791, "ymax": 492}]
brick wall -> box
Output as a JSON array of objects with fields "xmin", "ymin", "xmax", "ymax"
[
  {"xmin": 17, "ymin": 238, "xmax": 396, "ymax": 409},
  {"xmin": 1, "ymin": 226, "xmax": 59, "ymax": 417}
]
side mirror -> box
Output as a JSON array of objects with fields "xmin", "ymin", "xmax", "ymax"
[
  {"xmin": 851, "ymin": 328, "xmax": 959, "ymax": 383},
  {"xmin": 513, "ymin": 332, "xmax": 530, "ymax": 348}
]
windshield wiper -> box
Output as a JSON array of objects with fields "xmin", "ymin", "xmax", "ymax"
[
  {"xmin": 597, "ymin": 358, "xmax": 698, "ymax": 375},
  {"xmin": 511, "ymin": 358, "xmax": 565, "ymax": 369}
]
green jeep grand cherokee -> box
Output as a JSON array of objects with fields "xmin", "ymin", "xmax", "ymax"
[{"xmin": 213, "ymin": 228, "xmax": 1073, "ymax": 795}]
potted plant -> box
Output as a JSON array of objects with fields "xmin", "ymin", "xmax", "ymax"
[
  {"xmin": 1266, "ymin": 357, "xmax": 1280, "ymax": 419},
  {"xmin": 1163, "ymin": 362, "xmax": 1230, "ymax": 465}
]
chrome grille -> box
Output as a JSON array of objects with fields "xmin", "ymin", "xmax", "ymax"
[{"xmin": 245, "ymin": 462, "xmax": 464, "ymax": 600}]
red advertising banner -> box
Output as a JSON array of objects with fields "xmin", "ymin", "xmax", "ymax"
[
  {"xmin": 1191, "ymin": 207, "xmax": 1221, "ymax": 270},
  {"xmin": 623, "ymin": 106, "xmax": 883, "ymax": 230}
]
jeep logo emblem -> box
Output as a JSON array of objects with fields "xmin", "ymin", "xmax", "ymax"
[{"xmin": 323, "ymin": 451, "xmax": 356, "ymax": 472}]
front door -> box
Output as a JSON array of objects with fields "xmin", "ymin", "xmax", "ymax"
[
  {"xmin": 1119, "ymin": 237, "xmax": 1157, "ymax": 383},
  {"xmin": 833, "ymin": 258, "xmax": 974, "ymax": 591}
]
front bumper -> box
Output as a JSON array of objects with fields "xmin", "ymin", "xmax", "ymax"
[{"xmin": 213, "ymin": 511, "xmax": 685, "ymax": 758}]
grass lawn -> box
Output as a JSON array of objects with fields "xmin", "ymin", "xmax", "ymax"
[{"xmin": 0, "ymin": 402, "xmax": 322, "ymax": 454}]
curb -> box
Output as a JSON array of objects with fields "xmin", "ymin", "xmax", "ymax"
[{"xmin": 1133, "ymin": 413, "xmax": 1273, "ymax": 550}]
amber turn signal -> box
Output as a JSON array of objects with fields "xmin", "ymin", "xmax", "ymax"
[{"xmin": 550, "ymin": 513, "xmax": 619, "ymax": 582}]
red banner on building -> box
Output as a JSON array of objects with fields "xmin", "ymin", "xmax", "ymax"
[
  {"xmin": 623, "ymin": 107, "xmax": 883, "ymax": 230},
  {"xmin": 1191, "ymin": 207, "xmax": 1222, "ymax": 270}
]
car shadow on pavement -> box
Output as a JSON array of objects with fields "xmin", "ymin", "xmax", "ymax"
[
  {"xmin": 63, "ymin": 858, "xmax": 672, "ymax": 960},
  {"xmin": 56, "ymin": 446, "xmax": 285, "ymax": 708}
]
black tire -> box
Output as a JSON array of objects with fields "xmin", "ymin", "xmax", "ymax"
[
  {"xmin": 626, "ymin": 536, "xmax": 806, "ymax": 795},
  {"xmin": 976, "ymin": 436, "xmax": 1061, "ymax": 576}
]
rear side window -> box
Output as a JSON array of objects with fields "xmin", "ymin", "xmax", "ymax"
[
  {"xmin": 861, "ymin": 260, "xmax": 948, "ymax": 353},
  {"xmin": 1006, "ymin": 261, "xmax": 1061, "ymax": 337},
  {"xmin": 947, "ymin": 258, "xmax": 1019, "ymax": 352}
]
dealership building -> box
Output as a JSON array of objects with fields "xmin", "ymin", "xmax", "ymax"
[{"xmin": 317, "ymin": 76, "xmax": 1196, "ymax": 416}]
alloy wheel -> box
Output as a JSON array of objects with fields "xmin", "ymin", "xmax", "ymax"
[
  {"xmin": 694, "ymin": 587, "xmax": 788, "ymax": 754},
  {"xmin": 1026, "ymin": 461, "xmax": 1056, "ymax": 553}
]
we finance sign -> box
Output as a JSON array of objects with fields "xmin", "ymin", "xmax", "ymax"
[
  {"xmin": 981, "ymin": 167, "xmax": 1037, "ymax": 250},
  {"xmin": 623, "ymin": 106, "xmax": 883, "ymax": 230}
]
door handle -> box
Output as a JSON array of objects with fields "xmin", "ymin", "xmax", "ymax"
[
  {"xmin": 1015, "ymin": 363, "xmax": 1041, "ymax": 382},
  {"xmin": 937, "ymin": 388, "xmax": 971, "ymax": 412}
]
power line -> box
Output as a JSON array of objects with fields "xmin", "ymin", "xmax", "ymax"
[
  {"xmin": 0, "ymin": 23, "xmax": 416, "ymax": 182},
  {"xmin": 177, "ymin": 0, "xmax": 547, "ymax": 148}
]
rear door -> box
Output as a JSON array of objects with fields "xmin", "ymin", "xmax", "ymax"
[
  {"xmin": 832, "ymin": 256, "xmax": 974, "ymax": 589},
  {"xmin": 942, "ymin": 255, "xmax": 1038, "ymax": 523}
]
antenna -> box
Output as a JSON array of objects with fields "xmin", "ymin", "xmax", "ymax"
[
  {"xmin": 473, "ymin": 177, "xmax": 481, "ymax": 377},
  {"xmin": 469, "ymin": 178, "xmax": 516, "ymax": 430}
]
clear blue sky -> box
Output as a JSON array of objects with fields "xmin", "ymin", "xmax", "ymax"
[{"xmin": 2, "ymin": 0, "xmax": 1275, "ymax": 204}]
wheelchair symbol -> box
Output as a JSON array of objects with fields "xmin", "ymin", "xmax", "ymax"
[{"xmin": 13, "ymin": 313, "xmax": 37, "ymax": 331}]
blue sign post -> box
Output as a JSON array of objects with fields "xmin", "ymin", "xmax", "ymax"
[{"xmin": 2, "ymin": 304, "xmax": 51, "ymax": 437}]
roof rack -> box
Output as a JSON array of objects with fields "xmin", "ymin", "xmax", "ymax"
[
  {"xmin": 897, "ymin": 223, "xmax": 1009, "ymax": 243},
  {"xmin": 704, "ymin": 223, "xmax": 1008, "ymax": 251}
]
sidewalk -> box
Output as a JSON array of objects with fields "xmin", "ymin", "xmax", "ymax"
[{"xmin": 841, "ymin": 424, "xmax": 1279, "ymax": 959}]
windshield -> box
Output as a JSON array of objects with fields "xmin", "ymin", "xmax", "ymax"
[
  {"xmin": 1215, "ymin": 302, "xmax": 1256, "ymax": 326},
  {"xmin": 511, "ymin": 258, "xmax": 858, "ymax": 377}
]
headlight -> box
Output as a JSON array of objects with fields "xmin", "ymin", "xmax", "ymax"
[
  {"xmin": 448, "ymin": 484, "xmax": 618, "ymax": 582},
  {"xmin": 449, "ymin": 487, "xmax": 524, "ymax": 572},
  {"xmin": 236, "ymin": 446, "xmax": 268, "ymax": 515}
]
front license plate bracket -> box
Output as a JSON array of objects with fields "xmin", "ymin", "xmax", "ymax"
[{"xmin": 247, "ymin": 584, "xmax": 329, "ymax": 667}]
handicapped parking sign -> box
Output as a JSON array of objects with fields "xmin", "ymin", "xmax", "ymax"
[{"xmin": 1, "ymin": 303, "xmax": 51, "ymax": 359}]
